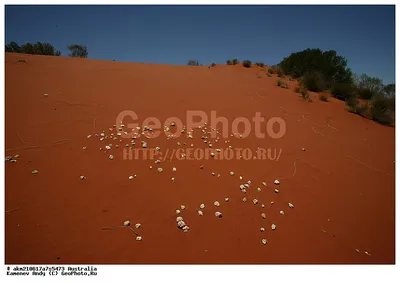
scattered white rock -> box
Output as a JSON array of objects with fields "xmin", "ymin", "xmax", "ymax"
[
  {"xmin": 135, "ymin": 223, "xmax": 141, "ymax": 229},
  {"xmin": 171, "ymin": 177, "xmax": 175, "ymax": 182},
  {"xmin": 176, "ymin": 210, "xmax": 181, "ymax": 214},
  {"xmin": 288, "ymin": 203, "xmax": 295, "ymax": 209},
  {"xmin": 214, "ymin": 201, "xmax": 220, "ymax": 207},
  {"xmin": 44, "ymin": 93, "xmax": 49, "ymax": 97},
  {"xmin": 124, "ymin": 220, "xmax": 130, "ymax": 227},
  {"xmin": 180, "ymin": 205, "xmax": 185, "ymax": 210},
  {"xmin": 87, "ymin": 135, "xmax": 92, "ymax": 139},
  {"xmin": 109, "ymin": 155, "xmax": 114, "ymax": 160},
  {"xmin": 257, "ymin": 187, "xmax": 262, "ymax": 192},
  {"xmin": 182, "ymin": 226, "xmax": 190, "ymax": 232},
  {"xmin": 215, "ymin": 212, "xmax": 223, "ymax": 218},
  {"xmin": 230, "ymin": 171, "xmax": 235, "ymax": 176},
  {"xmin": 262, "ymin": 239, "xmax": 267, "ymax": 245},
  {"xmin": 129, "ymin": 175, "xmax": 134, "ymax": 180},
  {"xmin": 274, "ymin": 189, "xmax": 280, "ymax": 194},
  {"xmin": 82, "ymin": 146, "xmax": 87, "ymax": 150},
  {"xmin": 261, "ymin": 213, "xmax": 266, "ymax": 219},
  {"xmin": 261, "ymin": 204, "xmax": 265, "ymax": 208},
  {"xmin": 200, "ymin": 204, "xmax": 205, "ymax": 209},
  {"xmin": 240, "ymin": 184, "xmax": 245, "ymax": 190},
  {"xmin": 176, "ymin": 216, "xmax": 183, "ymax": 222},
  {"xmin": 156, "ymin": 146, "xmax": 160, "ymax": 151},
  {"xmin": 253, "ymin": 199, "xmax": 259, "ymax": 205},
  {"xmin": 105, "ymin": 145, "xmax": 111, "ymax": 150},
  {"xmin": 280, "ymin": 210, "xmax": 285, "ymax": 215},
  {"xmin": 260, "ymin": 228, "xmax": 265, "ymax": 232},
  {"xmin": 177, "ymin": 221, "xmax": 186, "ymax": 228},
  {"xmin": 274, "ymin": 180, "xmax": 280, "ymax": 185},
  {"xmin": 262, "ymin": 182, "xmax": 267, "ymax": 187},
  {"xmin": 198, "ymin": 210, "xmax": 203, "ymax": 216},
  {"xmin": 157, "ymin": 168, "xmax": 163, "ymax": 173},
  {"xmin": 172, "ymin": 167, "xmax": 177, "ymax": 172},
  {"xmin": 242, "ymin": 198, "xmax": 247, "ymax": 203},
  {"xmin": 32, "ymin": 170, "xmax": 39, "ymax": 174},
  {"xmin": 271, "ymin": 224, "xmax": 276, "ymax": 231},
  {"xmin": 80, "ymin": 175, "xmax": 86, "ymax": 180},
  {"xmin": 239, "ymin": 176, "xmax": 243, "ymax": 180},
  {"xmin": 225, "ymin": 198, "xmax": 229, "ymax": 202}
]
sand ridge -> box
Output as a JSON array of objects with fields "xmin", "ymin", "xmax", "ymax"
[{"xmin": 5, "ymin": 53, "xmax": 395, "ymax": 264}]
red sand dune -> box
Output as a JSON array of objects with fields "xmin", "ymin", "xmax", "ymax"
[{"xmin": 5, "ymin": 53, "xmax": 395, "ymax": 264}]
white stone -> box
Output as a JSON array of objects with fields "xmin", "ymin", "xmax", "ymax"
[
  {"xmin": 274, "ymin": 180, "xmax": 280, "ymax": 185},
  {"xmin": 215, "ymin": 212, "xmax": 222, "ymax": 218},
  {"xmin": 214, "ymin": 201, "xmax": 220, "ymax": 207}
]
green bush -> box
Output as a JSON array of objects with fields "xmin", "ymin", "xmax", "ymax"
[
  {"xmin": 5, "ymin": 41, "xmax": 61, "ymax": 56},
  {"xmin": 279, "ymin": 48, "xmax": 353, "ymax": 88},
  {"xmin": 242, "ymin": 60, "xmax": 252, "ymax": 68},
  {"xmin": 255, "ymin": 62, "xmax": 265, "ymax": 67},
  {"xmin": 232, "ymin": 58, "xmax": 239, "ymax": 65},
  {"xmin": 319, "ymin": 94, "xmax": 328, "ymax": 102},
  {"xmin": 268, "ymin": 68, "xmax": 275, "ymax": 74},
  {"xmin": 211, "ymin": 63, "xmax": 216, "ymax": 67},
  {"xmin": 331, "ymin": 83, "xmax": 354, "ymax": 101},
  {"xmin": 277, "ymin": 80, "xmax": 288, "ymax": 89},
  {"xmin": 302, "ymin": 72, "xmax": 326, "ymax": 92},
  {"xmin": 266, "ymin": 72, "xmax": 272, "ymax": 77},
  {"xmin": 370, "ymin": 94, "xmax": 395, "ymax": 125},
  {"xmin": 68, "ymin": 44, "xmax": 88, "ymax": 58},
  {"xmin": 346, "ymin": 95, "xmax": 359, "ymax": 112},
  {"xmin": 227, "ymin": 60, "xmax": 233, "ymax": 65}
]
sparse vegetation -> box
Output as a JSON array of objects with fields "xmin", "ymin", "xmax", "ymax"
[
  {"xmin": 266, "ymin": 72, "xmax": 272, "ymax": 77},
  {"xmin": 211, "ymin": 63, "xmax": 216, "ymax": 67},
  {"xmin": 319, "ymin": 94, "xmax": 328, "ymax": 102},
  {"xmin": 296, "ymin": 86, "xmax": 311, "ymax": 101},
  {"xmin": 68, "ymin": 44, "xmax": 88, "ymax": 58},
  {"xmin": 242, "ymin": 60, "xmax": 252, "ymax": 68},
  {"xmin": 187, "ymin": 60, "xmax": 200, "ymax": 66},
  {"xmin": 232, "ymin": 58, "xmax": 239, "ymax": 65},
  {"xmin": 277, "ymin": 79, "xmax": 288, "ymax": 89},
  {"xmin": 5, "ymin": 41, "xmax": 61, "ymax": 56},
  {"xmin": 227, "ymin": 60, "xmax": 233, "ymax": 65},
  {"xmin": 255, "ymin": 62, "xmax": 265, "ymax": 67},
  {"xmin": 267, "ymin": 67, "xmax": 275, "ymax": 74}
]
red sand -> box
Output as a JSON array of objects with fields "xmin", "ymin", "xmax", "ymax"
[{"xmin": 5, "ymin": 53, "xmax": 395, "ymax": 264}]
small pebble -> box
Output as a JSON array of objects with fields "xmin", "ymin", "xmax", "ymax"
[
  {"xmin": 261, "ymin": 204, "xmax": 265, "ymax": 208},
  {"xmin": 136, "ymin": 236, "xmax": 142, "ymax": 241},
  {"xmin": 239, "ymin": 176, "xmax": 243, "ymax": 180},
  {"xmin": 157, "ymin": 168, "xmax": 163, "ymax": 173},
  {"xmin": 230, "ymin": 171, "xmax": 234, "ymax": 176},
  {"xmin": 198, "ymin": 210, "xmax": 203, "ymax": 216},
  {"xmin": 124, "ymin": 220, "xmax": 130, "ymax": 227},
  {"xmin": 260, "ymin": 228, "xmax": 265, "ymax": 232},
  {"xmin": 129, "ymin": 176, "xmax": 134, "ymax": 180},
  {"xmin": 182, "ymin": 226, "xmax": 190, "ymax": 232},
  {"xmin": 225, "ymin": 198, "xmax": 229, "ymax": 202},
  {"xmin": 271, "ymin": 224, "xmax": 276, "ymax": 230},
  {"xmin": 261, "ymin": 213, "xmax": 266, "ymax": 219},
  {"xmin": 171, "ymin": 177, "xmax": 175, "ymax": 182},
  {"xmin": 44, "ymin": 93, "xmax": 49, "ymax": 97},
  {"xmin": 280, "ymin": 210, "xmax": 285, "ymax": 215},
  {"xmin": 253, "ymin": 199, "xmax": 258, "ymax": 205},
  {"xmin": 172, "ymin": 167, "xmax": 177, "ymax": 172},
  {"xmin": 80, "ymin": 175, "xmax": 86, "ymax": 180},
  {"xmin": 135, "ymin": 223, "xmax": 141, "ymax": 229},
  {"xmin": 274, "ymin": 189, "xmax": 280, "ymax": 194},
  {"xmin": 257, "ymin": 188, "xmax": 261, "ymax": 192},
  {"xmin": 32, "ymin": 170, "xmax": 39, "ymax": 174},
  {"xmin": 262, "ymin": 239, "xmax": 267, "ymax": 245},
  {"xmin": 242, "ymin": 198, "xmax": 247, "ymax": 203},
  {"xmin": 176, "ymin": 210, "xmax": 181, "ymax": 214},
  {"xmin": 180, "ymin": 205, "xmax": 185, "ymax": 210},
  {"xmin": 215, "ymin": 212, "xmax": 222, "ymax": 218},
  {"xmin": 214, "ymin": 201, "xmax": 220, "ymax": 207},
  {"xmin": 177, "ymin": 221, "xmax": 186, "ymax": 228},
  {"xmin": 176, "ymin": 216, "xmax": 183, "ymax": 222},
  {"xmin": 288, "ymin": 203, "xmax": 295, "ymax": 209},
  {"xmin": 109, "ymin": 155, "xmax": 114, "ymax": 160},
  {"xmin": 274, "ymin": 180, "xmax": 280, "ymax": 185},
  {"xmin": 262, "ymin": 182, "xmax": 267, "ymax": 187},
  {"xmin": 87, "ymin": 135, "xmax": 92, "ymax": 139},
  {"xmin": 82, "ymin": 146, "xmax": 87, "ymax": 150},
  {"xmin": 200, "ymin": 204, "xmax": 205, "ymax": 209}
]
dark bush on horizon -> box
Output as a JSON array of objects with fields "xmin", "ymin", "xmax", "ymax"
[
  {"xmin": 232, "ymin": 58, "xmax": 239, "ymax": 65},
  {"xmin": 242, "ymin": 60, "xmax": 252, "ymax": 68},
  {"xmin": 68, "ymin": 44, "xmax": 88, "ymax": 58},
  {"xmin": 226, "ymin": 60, "xmax": 233, "ymax": 65},
  {"xmin": 5, "ymin": 41, "xmax": 61, "ymax": 56},
  {"xmin": 279, "ymin": 48, "xmax": 353, "ymax": 91},
  {"xmin": 301, "ymin": 72, "xmax": 327, "ymax": 92},
  {"xmin": 255, "ymin": 62, "xmax": 265, "ymax": 67}
]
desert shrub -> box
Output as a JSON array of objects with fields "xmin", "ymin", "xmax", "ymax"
[
  {"xmin": 227, "ymin": 60, "xmax": 233, "ymax": 65},
  {"xmin": 68, "ymin": 44, "xmax": 88, "ymax": 58},
  {"xmin": 345, "ymin": 95, "xmax": 359, "ymax": 112},
  {"xmin": 268, "ymin": 68, "xmax": 275, "ymax": 74},
  {"xmin": 370, "ymin": 94, "xmax": 395, "ymax": 125},
  {"xmin": 277, "ymin": 80, "xmax": 288, "ymax": 89},
  {"xmin": 211, "ymin": 63, "xmax": 216, "ymax": 67},
  {"xmin": 302, "ymin": 72, "xmax": 326, "ymax": 92},
  {"xmin": 266, "ymin": 72, "xmax": 272, "ymax": 77},
  {"xmin": 279, "ymin": 48, "xmax": 353, "ymax": 89},
  {"xmin": 255, "ymin": 62, "xmax": 265, "ymax": 67},
  {"xmin": 319, "ymin": 94, "xmax": 328, "ymax": 102},
  {"xmin": 232, "ymin": 58, "xmax": 239, "ymax": 65},
  {"xmin": 5, "ymin": 41, "xmax": 61, "ymax": 56},
  {"xmin": 296, "ymin": 86, "xmax": 310, "ymax": 100},
  {"xmin": 277, "ymin": 68, "xmax": 284, "ymax": 77},
  {"xmin": 187, "ymin": 60, "xmax": 200, "ymax": 66},
  {"xmin": 331, "ymin": 82, "xmax": 354, "ymax": 101},
  {"xmin": 242, "ymin": 60, "xmax": 252, "ymax": 68}
]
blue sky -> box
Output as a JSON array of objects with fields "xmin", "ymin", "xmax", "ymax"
[{"xmin": 5, "ymin": 5, "xmax": 395, "ymax": 84}]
